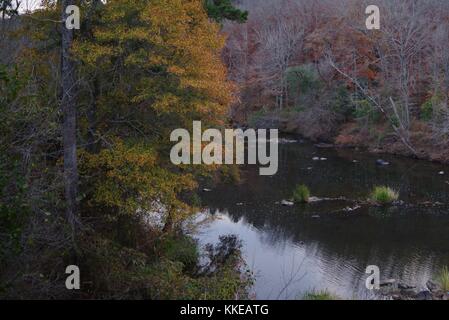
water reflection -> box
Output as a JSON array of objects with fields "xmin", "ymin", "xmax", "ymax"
[{"xmin": 197, "ymin": 140, "xmax": 449, "ymax": 299}]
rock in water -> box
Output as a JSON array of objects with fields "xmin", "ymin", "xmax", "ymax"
[
  {"xmin": 426, "ymin": 280, "xmax": 440, "ymax": 292},
  {"xmin": 398, "ymin": 283, "xmax": 416, "ymax": 290},
  {"xmin": 415, "ymin": 290, "xmax": 433, "ymax": 300},
  {"xmin": 281, "ymin": 200, "xmax": 294, "ymax": 207},
  {"xmin": 376, "ymin": 159, "xmax": 390, "ymax": 166}
]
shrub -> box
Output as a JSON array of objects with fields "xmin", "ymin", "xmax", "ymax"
[
  {"xmin": 147, "ymin": 235, "xmax": 254, "ymax": 300},
  {"xmin": 370, "ymin": 186, "xmax": 399, "ymax": 205},
  {"xmin": 420, "ymin": 99, "xmax": 434, "ymax": 121},
  {"xmin": 285, "ymin": 64, "xmax": 322, "ymax": 109},
  {"xmin": 285, "ymin": 64, "xmax": 322, "ymax": 96},
  {"xmin": 159, "ymin": 235, "xmax": 199, "ymax": 271},
  {"xmin": 331, "ymin": 85, "xmax": 352, "ymax": 117},
  {"xmin": 438, "ymin": 266, "xmax": 449, "ymax": 291},
  {"xmin": 293, "ymin": 184, "xmax": 310, "ymax": 203},
  {"xmin": 221, "ymin": 165, "xmax": 241, "ymax": 184},
  {"xmin": 353, "ymin": 99, "xmax": 380, "ymax": 125},
  {"xmin": 303, "ymin": 289, "xmax": 338, "ymax": 300}
]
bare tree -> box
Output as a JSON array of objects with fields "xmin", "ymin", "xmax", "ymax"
[
  {"xmin": 253, "ymin": 0, "xmax": 305, "ymax": 110},
  {"xmin": 327, "ymin": 54, "xmax": 419, "ymax": 156},
  {"xmin": 428, "ymin": 0, "xmax": 449, "ymax": 143},
  {"xmin": 375, "ymin": 0, "xmax": 433, "ymax": 133}
]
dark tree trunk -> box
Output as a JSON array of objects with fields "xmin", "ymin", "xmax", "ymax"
[{"xmin": 61, "ymin": 0, "xmax": 79, "ymax": 234}]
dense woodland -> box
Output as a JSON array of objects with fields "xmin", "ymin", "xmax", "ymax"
[
  {"xmin": 225, "ymin": 0, "xmax": 449, "ymax": 161},
  {"xmin": 0, "ymin": 0, "xmax": 252, "ymax": 299}
]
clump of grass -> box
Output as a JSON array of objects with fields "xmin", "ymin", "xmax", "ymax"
[
  {"xmin": 303, "ymin": 289, "xmax": 339, "ymax": 300},
  {"xmin": 293, "ymin": 184, "xmax": 310, "ymax": 203},
  {"xmin": 370, "ymin": 186, "xmax": 399, "ymax": 205},
  {"xmin": 438, "ymin": 266, "xmax": 449, "ymax": 291}
]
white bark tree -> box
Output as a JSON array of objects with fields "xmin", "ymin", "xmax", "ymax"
[{"xmin": 253, "ymin": 0, "xmax": 305, "ymax": 110}]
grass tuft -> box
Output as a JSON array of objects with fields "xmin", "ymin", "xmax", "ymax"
[
  {"xmin": 438, "ymin": 266, "xmax": 449, "ymax": 291},
  {"xmin": 370, "ymin": 186, "xmax": 399, "ymax": 205},
  {"xmin": 293, "ymin": 184, "xmax": 310, "ymax": 203},
  {"xmin": 303, "ymin": 289, "xmax": 339, "ymax": 300}
]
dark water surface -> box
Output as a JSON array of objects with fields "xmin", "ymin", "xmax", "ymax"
[{"xmin": 196, "ymin": 139, "xmax": 449, "ymax": 299}]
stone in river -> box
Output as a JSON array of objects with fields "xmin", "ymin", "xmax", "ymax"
[
  {"xmin": 398, "ymin": 283, "xmax": 416, "ymax": 290},
  {"xmin": 426, "ymin": 280, "xmax": 440, "ymax": 292},
  {"xmin": 281, "ymin": 200, "xmax": 294, "ymax": 206},
  {"xmin": 376, "ymin": 159, "xmax": 390, "ymax": 166},
  {"xmin": 415, "ymin": 290, "xmax": 433, "ymax": 300}
]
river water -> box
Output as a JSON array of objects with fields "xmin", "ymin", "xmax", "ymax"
[{"xmin": 196, "ymin": 138, "xmax": 449, "ymax": 299}]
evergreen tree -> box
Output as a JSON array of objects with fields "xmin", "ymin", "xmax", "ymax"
[{"xmin": 205, "ymin": 0, "xmax": 248, "ymax": 23}]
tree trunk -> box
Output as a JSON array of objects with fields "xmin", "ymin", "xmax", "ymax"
[{"xmin": 61, "ymin": 0, "xmax": 79, "ymax": 234}]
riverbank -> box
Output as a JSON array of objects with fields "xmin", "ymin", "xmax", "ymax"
[
  {"xmin": 242, "ymin": 113, "xmax": 449, "ymax": 165},
  {"xmin": 380, "ymin": 279, "xmax": 449, "ymax": 300}
]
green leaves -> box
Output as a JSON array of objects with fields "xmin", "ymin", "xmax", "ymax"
[{"xmin": 204, "ymin": 0, "xmax": 248, "ymax": 23}]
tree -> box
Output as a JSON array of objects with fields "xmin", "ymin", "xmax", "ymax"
[
  {"xmin": 205, "ymin": 0, "xmax": 248, "ymax": 23},
  {"xmin": 253, "ymin": 0, "xmax": 305, "ymax": 110},
  {"xmin": 61, "ymin": 0, "xmax": 79, "ymax": 234},
  {"xmin": 0, "ymin": 0, "xmax": 19, "ymax": 20},
  {"xmin": 375, "ymin": 0, "xmax": 433, "ymax": 139},
  {"xmin": 73, "ymin": 0, "xmax": 234, "ymax": 231},
  {"xmin": 0, "ymin": 0, "xmax": 251, "ymax": 299}
]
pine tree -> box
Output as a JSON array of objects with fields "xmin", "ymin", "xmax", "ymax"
[{"xmin": 205, "ymin": 0, "xmax": 248, "ymax": 23}]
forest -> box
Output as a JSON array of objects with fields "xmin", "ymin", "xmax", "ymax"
[
  {"xmin": 0, "ymin": 0, "xmax": 252, "ymax": 299},
  {"xmin": 225, "ymin": 0, "xmax": 449, "ymax": 162},
  {"xmin": 1, "ymin": 0, "xmax": 449, "ymax": 301}
]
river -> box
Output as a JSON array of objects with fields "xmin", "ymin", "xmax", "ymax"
[{"xmin": 196, "ymin": 138, "xmax": 449, "ymax": 300}]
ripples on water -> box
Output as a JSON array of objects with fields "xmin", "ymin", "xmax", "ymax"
[{"xmin": 196, "ymin": 139, "xmax": 449, "ymax": 300}]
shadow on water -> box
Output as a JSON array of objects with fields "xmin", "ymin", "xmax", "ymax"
[{"xmin": 196, "ymin": 139, "xmax": 449, "ymax": 300}]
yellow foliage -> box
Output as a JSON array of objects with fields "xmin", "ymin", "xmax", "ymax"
[
  {"xmin": 73, "ymin": 0, "xmax": 233, "ymax": 126},
  {"xmin": 80, "ymin": 140, "xmax": 197, "ymax": 221}
]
